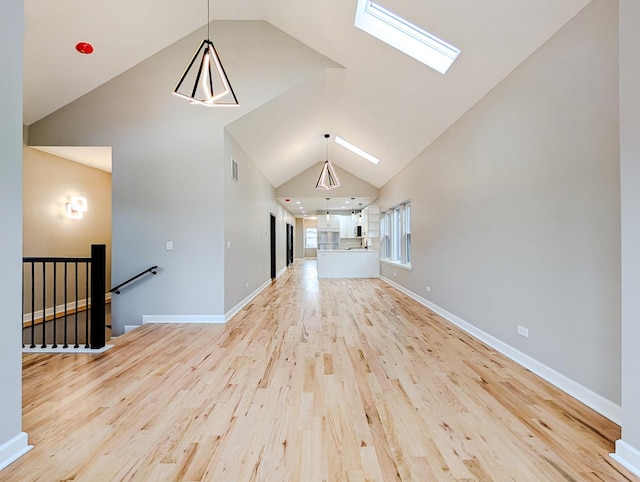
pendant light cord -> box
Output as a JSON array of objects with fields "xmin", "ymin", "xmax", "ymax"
[
  {"xmin": 207, "ymin": 0, "xmax": 210, "ymax": 40},
  {"xmin": 326, "ymin": 136, "xmax": 329, "ymax": 162}
]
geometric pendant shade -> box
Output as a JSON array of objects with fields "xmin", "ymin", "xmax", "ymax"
[
  {"xmin": 315, "ymin": 134, "xmax": 340, "ymax": 190},
  {"xmin": 173, "ymin": 38, "xmax": 239, "ymax": 106}
]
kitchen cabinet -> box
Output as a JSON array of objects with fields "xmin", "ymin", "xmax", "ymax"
[
  {"xmin": 317, "ymin": 214, "xmax": 340, "ymax": 231},
  {"xmin": 317, "ymin": 249, "xmax": 380, "ymax": 278},
  {"xmin": 359, "ymin": 205, "xmax": 380, "ymax": 250},
  {"xmin": 339, "ymin": 215, "xmax": 357, "ymax": 238}
]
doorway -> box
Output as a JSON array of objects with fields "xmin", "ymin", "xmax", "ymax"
[
  {"xmin": 270, "ymin": 214, "xmax": 276, "ymax": 279},
  {"xmin": 286, "ymin": 223, "xmax": 293, "ymax": 267}
]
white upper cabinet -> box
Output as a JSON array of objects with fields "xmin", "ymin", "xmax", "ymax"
[
  {"xmin": 339, "ymin": 215, "xmax": 357, "ymax": 238},
  {"xmin": 317, "ymin": 214, "xmax": 340, "ymax": 231}
]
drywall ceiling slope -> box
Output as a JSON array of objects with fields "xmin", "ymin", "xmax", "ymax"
[
  {"xmin": 260, "ymin": 0, "xmax": 591, "ymax": 187},
  {"xmin": 28, "ymin": 21, "xmax": 341, "ymax": 149},
  {"xmin": 275, "ymin": 161, "xmax": 379, "ymax": 202},
  {"xmin": 23, "ymin": 0, "xmax": 264, "ymax": 125},
  {"xmin": 31, "ymin": 146, "xmax": 112, "ymax": 172},
  {"xmin": 227, "ymin": 69, "xmax": 346, "ymax": 188},
  {"xmin": 24, "ymin": 0, "xmax": 592, "ymax": 188}
]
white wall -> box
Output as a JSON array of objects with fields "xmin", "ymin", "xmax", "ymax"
[
  {"xmin": 615, "ymin": 0, "xmax": 640, "ymax": 475},
  {"xmin": 379, "ymin": 0, "xmax": 620, "ymax": 407},
  {"xmin": 0, "ymin": 0, "xmax": 29, "ymax": 470},
  {"xmin": 27, "ymin": 21, "xmax": 337, "ymax": 333},
  {"xmin": 224, "ymin": 132, "xmax": 295, "ymax": 314}
]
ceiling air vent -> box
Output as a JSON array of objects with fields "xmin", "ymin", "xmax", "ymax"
[{"xmin": 231, "ymin": 158, "xmax": 239, "ymax": 182}]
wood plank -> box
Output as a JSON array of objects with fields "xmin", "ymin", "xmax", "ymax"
[{"xmin": 4, "ymin": 260, "xmax": 637, "ymax": 481}]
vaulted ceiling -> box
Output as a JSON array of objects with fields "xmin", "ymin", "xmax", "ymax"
[{"xmin": 24, "ymin": 0, "xmax": 591, "ymax": 190}]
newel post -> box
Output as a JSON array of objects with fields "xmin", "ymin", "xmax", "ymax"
[{"xmin": 90, "ymin": 244, "xmax": 106, "ymax": 349}]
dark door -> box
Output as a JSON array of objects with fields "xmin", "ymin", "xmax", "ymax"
[
  {"xmin": 286, "ymin": 223, "xmax": 294, "ymax": 266},
  {"xmin": 270, "ymin": 214, "xmax": 276, "ymax": 279}
]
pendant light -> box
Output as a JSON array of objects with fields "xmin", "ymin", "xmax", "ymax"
[
  {"xmin": 173, "ymin": 0, "xmax": 239, "ymax": 106},
  {"xmin": 316, "ymin": 134, "xmax": 340, "ymax": 190},
  {"xmin": 351, "ymin": 197, "xmax": 356, "ymax": 220},
  {"xmin": 326, "ymin": 197, "xmax": 331, "ymax": 223}
]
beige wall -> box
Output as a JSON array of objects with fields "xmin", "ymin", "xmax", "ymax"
[
  {"xmin": 379, "ymin": 0, "xmax": 620, "ymax": 406},
  {"xmin": 23, "ymin": 147, "xmax": 112, "ymax": 294},
  {"xmin": 294, "ymin": 218, "xmax": 304, "ymax": 259}
]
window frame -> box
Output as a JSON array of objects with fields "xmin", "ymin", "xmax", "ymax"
[
  {"xmin": 380, "ymin": 201, "xmax": 412, "ymax": 270},
  {"xmin": 305, "ymin": 227, "xmax": 318, "ymax": 249}
]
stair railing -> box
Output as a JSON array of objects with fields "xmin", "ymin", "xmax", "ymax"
[
  {"xmin": 109, "ymin": 266, "xmax": 158, "ymax": 295},
  {"xmin": 22, "ymin": 244, "xmax": 106, "ymax": 349}
]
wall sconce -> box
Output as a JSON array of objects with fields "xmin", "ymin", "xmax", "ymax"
[{"xmin": 66, "ymin": 196, "xmax": 87, "ymax": 219}]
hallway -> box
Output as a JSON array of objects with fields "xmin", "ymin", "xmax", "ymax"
[{"xmin": 4, "ymin": 261, "xmax": 636, "ymax": 480}]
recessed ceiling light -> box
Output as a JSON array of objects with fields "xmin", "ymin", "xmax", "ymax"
[
  {"xmin": 296, "ymin": 201, "xmax": 301, "ymax": 204},
  {"xmin": 75, "ymin": 42, "xmax": 94, "ymax": 54},
  {"xmin": 335, "ymin": 136, "xmax": 380, "ymax": 165}
]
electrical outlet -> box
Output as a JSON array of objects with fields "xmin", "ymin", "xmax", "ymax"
[
  {"xmin": 426, "ymin": 286, "xmax": 431, "ymax": 293},
  {"xmin": 166, "ymin": 241, "xmax": 173, "ymax": 250},
  {"xmin": 227, "ymin": 241, "xmax": 231, "ymax": 249},
  {"xmin": 245, "ymin": 282, "xmax": 249, "ymax": 288},
  {"xmin": 393, "ymin": 272, "xmax": 397, "ymax": 277},
  {"xmin": 517, "ymin": 325, "xmax": 529, "ymax": 338}
]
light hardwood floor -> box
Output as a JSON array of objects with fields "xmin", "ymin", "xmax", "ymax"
[{"xmin": 4, "ymin": 260, "xmax": 637, "ymax": 481}]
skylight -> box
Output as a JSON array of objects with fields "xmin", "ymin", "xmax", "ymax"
[
  {"xmin": 335, "ymin": 136, "xmax": 380, "ymax": 165},
  {"xmin": 354, "ymin": 0, "xmax": 460, "ymax": 74}
]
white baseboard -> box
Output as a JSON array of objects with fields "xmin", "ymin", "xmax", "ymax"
[
  {"xmin": 22, "ymin": 345, "xmax": 113, "ymax": 354},
  {"xmin": 0, "ymin": 432, "xmax": 32, "ymax": 471},
  {"xmin": 225, "ymin": 279, "xmax": 271, "ymax": 322},
  {"xmin": 611, "ymin": 440, "xmax": 640, "ymax": 478},
  {"xmin": 124, "ymin": 325, "xmax": 138, "ymax": 334},
  {"xmin": 23, "ymin": 293, "xmax": 112, "ymax": 323},
  {"xmin": 277, "ymin": 266, "xmax": 287, "ymax": 278},
  {"xmin": 140, "ymin": 271, "xmax": 283, "ymax": 327},
  {"xmin": 142, "ymin": 314, "xmax": 225, "ymax": 324},
  {"xmin": 380, "ymin": 276, "xmax": 622, "ymax": 424}
]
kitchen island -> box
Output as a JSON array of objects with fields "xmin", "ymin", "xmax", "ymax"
[{"xmin": 317, "ymin": 249, "xmax": 380, "ymax": 278}]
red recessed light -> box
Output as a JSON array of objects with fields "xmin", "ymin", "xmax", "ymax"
[
  {"xmin": 75, "ymin": 42, "xmax": 94, "ymax": 54},
  {"xmin": 285, "ymin": 199, "xmax": 291, "ymax": 202}
]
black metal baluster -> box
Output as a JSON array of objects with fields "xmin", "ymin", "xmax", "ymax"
[
  {"xmin": 52, "ymin": 262, "xmax": 58, "ymax": 348},
  {"xmin": 74, "ymin": 262, "xmax": 79, "ymax": 348},
  {"xmin": 63, "ymin": 262, "xmax": 69, "ymax": 348},
  {"xmin": 41, "ymin": 261, "xmax": 47, "ymax": 348},
  {"xmin": 85, "ymin": 261, "xmax": 90, "ymax": 348},
  {"xmin": 30, "ymin": 261, "xmax": 35, "ymax": 348}
]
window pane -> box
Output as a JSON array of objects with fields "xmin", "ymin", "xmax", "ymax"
[
  {"xmin": 392, "ymin": 207, "xmax": 401, "ymax": 261},
  {"xmin": 305, "ymin": 228, "xmax": 317, "ymax": 249},
  {"xmin": 405, "ymin": 204, "xmax": 411, "ymax": 234}
]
